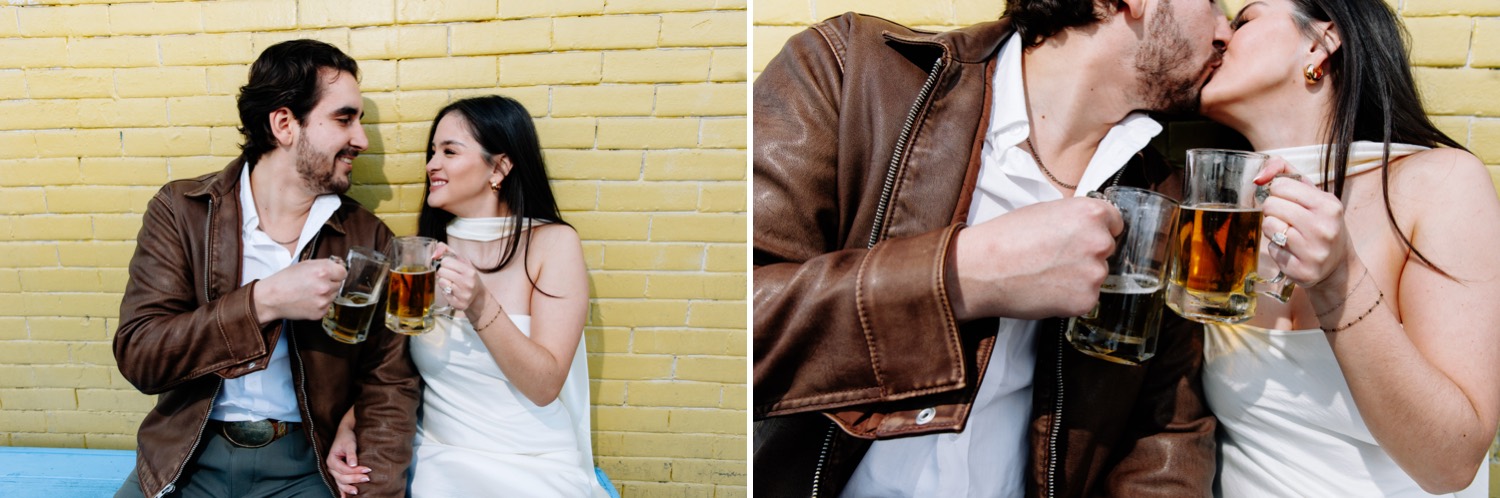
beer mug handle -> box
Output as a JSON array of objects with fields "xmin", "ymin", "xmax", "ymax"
[
  {"xmin": 429, "ymin": 261, "xmax": 455, "ymax": 322},
  {"xmin": 1081, "ymin": 190, "xmax": 1110, "ymax": 319},
  {"xmin": 431, "ymin": 304, "xmax": 456, "ymax": 322},
  {"xmin": 427, "ymin": 252, "xmax": 454, "ymax": 320},
  {"xmin": 1256, "ymin": 271, "xmax": 1295, "ymax": 304},
  {"xmin": 328, "ymin": 255, "xmax": 347, "ymax": 295},
  {"xmin": 1254, "ymin": 171, "xmax": 1302, "ymax": 304}
]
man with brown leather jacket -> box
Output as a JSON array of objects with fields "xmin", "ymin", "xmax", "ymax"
[
  {"xmin": 113, "ymin": 40, "xmax": 418, "ymax": 497},
  {"xmin": 754, "ymin": 1, "xmax": 1233, "ymax": 496}
]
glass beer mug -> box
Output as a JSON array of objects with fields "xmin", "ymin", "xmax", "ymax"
[
  {"xmin": 1067, "ymin": 186, "xmax": 1178, "ymax": 365},
  {"xmin": 1165, "ymin": 149, "xmax": 1294, "ymax": 324},
  {"xmin": 322, "ymin": 246, "xmax": 389, "ymax": 344},
  {"xmin": 385, "ymin": 236, "xmax": 452, "ymax": 335}
]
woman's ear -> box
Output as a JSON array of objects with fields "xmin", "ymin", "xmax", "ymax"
[
  {"xmin": 1308, "ymin": 21, "xmax": 1342, "ymax": 65},
  {"xmin": 490, "ymin": 154, "xmax": 514, "ymax": 186}
]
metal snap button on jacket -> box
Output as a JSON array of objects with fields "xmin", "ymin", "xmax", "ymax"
[{"xmin": 915, "ymin": 408, "xmax": 936, "ymax": 425}]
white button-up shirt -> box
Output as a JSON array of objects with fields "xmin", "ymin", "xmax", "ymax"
[
  {"xmin": 209, "ymin": 163, "xmax": 340, "ymax": 423},
  {"xmin": 842, "ymin": 32, "xmax": 1163, "ymax": 497}
]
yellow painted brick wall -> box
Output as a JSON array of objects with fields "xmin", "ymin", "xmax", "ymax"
[
  {"xmin": 0, "ymin": 1, "xmax": 747, "ymax": 496},
  {"xmin": 755, "ymin": 0, "xmax": 1499, "ymax": 494}
]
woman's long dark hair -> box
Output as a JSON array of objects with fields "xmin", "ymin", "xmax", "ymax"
[
  {"xmin": 416, "ymin": 95, "xmax": 570, "ymax": 288},
  {"xmin": 1292, "ymin": 0, "xmax": 1464, "ymax": 277}
]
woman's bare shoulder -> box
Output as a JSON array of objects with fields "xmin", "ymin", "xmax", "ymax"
[
  {"xmin": 524, "ymin": 223, "xmax": 584, "ymax": 267},
  {"xmin": 1388, "ymin": 147, "xmax": 1492, "ymax": 200},
  {"xmin": 530, "ymin": 222, "xmax": 581, "ymax": 248},
  {"xmin": 1390, "ymin": 147, "xmax": 1486, "ymax": 183}
]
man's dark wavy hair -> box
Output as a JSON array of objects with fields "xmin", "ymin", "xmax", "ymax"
[
  {"xmin": 236, "ymin": 39, "xmax": 360, "ymax": 162},
  {"xmin": 1005, "ymin": 0, "xmax": 1115, "ymax": 47}
]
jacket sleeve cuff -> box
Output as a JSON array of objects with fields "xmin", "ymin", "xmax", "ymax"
[
  {"xmin": 212, "ymin": 280, "xmax": 276, "ymax": 378},
  {"xmin": 854, "ymin": 223, "xmax": 966, "ymax": 399}
]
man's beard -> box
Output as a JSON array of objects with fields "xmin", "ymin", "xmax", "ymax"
[
  {"xmin": 1134, "ymin": 0, "xmax": 1215, "ymax": 115},
  {"xmin": 295, "ymin": 129, "xmax": 355, "ymax": 195}
]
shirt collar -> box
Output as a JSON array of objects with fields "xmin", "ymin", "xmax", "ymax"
[
  {"xmin": 239, "ymin": 162, "xmax": 341, "ymax": 252},
  {"xmin": 986, "ymin": 33, "xmax": 1164, "ymax": 196},
  {"xmin": 988, "ymin": 32, "xmax": 1031, "ymax": 149}
]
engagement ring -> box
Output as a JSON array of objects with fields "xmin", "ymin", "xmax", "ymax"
[
  {"xmin": 442, "ymin": 285, "xmax": 453, "ymax": 295},
  {"xmin": 1271, "ymin": 227, "xmax": 1289, "ymax": 247}
]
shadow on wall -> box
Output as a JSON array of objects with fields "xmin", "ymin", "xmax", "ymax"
[
  {"xmin": 586, "ymin": 282, "xmax": 604, "ymax": 453},
  {"xmin": 344, "ymin": 96, "xmax": 394, "ymax": 215}
]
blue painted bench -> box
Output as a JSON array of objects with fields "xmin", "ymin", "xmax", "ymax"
[
  {"xmin": 0, "ymin": 447, "xmax": 621, "ymax": 497},
  {"xmin": 0, "ymin": 447, "xmax": 136, "ymax": 497}
]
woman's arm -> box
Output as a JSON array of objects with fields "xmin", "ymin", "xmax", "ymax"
[
  {"xmin": 437, "ymin": 224, "xmax": 589, "ymax": 406},
  {"xmin": 1261, "ymin": 149, "xmax": 1500, "ymax": 493}
]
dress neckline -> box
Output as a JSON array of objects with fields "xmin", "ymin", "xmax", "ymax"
[
  {"xmin": 1256, "ymin": 141, "xmax": 1427, "ymax": 186},
  {"xmin": 446, "ymin": 216, "xmax": 550, "ymax": 242}
]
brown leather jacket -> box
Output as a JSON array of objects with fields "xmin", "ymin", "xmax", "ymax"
[
  {"xmin": 115, "ymin": 156, "xmax": 419, "ymax": 497},
  {"xmin": 753, "ymin": 13, "xmax": 1215, "ymax": 497}
]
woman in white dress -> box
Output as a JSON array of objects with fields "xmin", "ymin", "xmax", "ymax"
[
  {"xmin": 326, "ymin": 95, "xmax": 607, "ymax": 496},
  {"xmin": 1196, "ymin": 0, "xmax": 1500, "ymax": 496}
]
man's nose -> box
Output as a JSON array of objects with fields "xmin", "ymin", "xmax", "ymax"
[
  {"xmin": 350, "ymin": 122, "xmax": 370, "ymax": 152},
  {"xmin": 1213, "ymin": 13, "xmax": 1233, "ymax": 52}
]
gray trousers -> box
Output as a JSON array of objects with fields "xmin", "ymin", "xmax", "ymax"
[{"xmin": 115, "ymin": 427, "xmax": 329, "ymax": 498}]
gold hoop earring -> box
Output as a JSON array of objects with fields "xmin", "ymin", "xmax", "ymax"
[
  {"xmin": 489, "ymin": 180, "xmax": 500, "ymax": 191},
  {"xmin": 1304, "ymin": 64, "xmax": 1324, "ymax": 84}
]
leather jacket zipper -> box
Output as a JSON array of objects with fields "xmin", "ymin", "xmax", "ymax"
[
  {"xmin": 866, "ymin": 56, "xmax": 947, "ymax": 249},
  {"xmin": 1107, "ymin": 165, "xmax": 1125, "ymax": 190},
  {"xmin": 810, "ymin": 54, "xmax": 948, "ymax": 498},
  {"xmin": 811, "ymin": 55, "xmax": 949, "ymax": 498},
  {"xmin": 155, "ymin": 382, "xmax": 221, "ymax": 498},
  {"xmin": 157, "ymin": 200, "xmax": 220, "ymax": 498},
  {"xmin": 291, "ymin": 328, "xmax": 336, "ymax": 497},
  {"xmin": 809, "ymin": 422, "xmax": 837, "ymax": 497},
  {"xmin": 1046, "ymin": 320, "xmax": 1065, "ymax": 498},
  {"xmin": 202, "ymin": 200, "xmax": 214, "ymax": 303},
  {"xmin": 292, "ymin": 233, "xmax": 338, "ymax": 497}
]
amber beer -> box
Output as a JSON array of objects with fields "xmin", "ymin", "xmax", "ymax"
[
  {"xmin": 386, "ymin": 265, "xmax": 437, "ymax": 335},
  {"xmin": 323, "ymin": 291, "xmax": 378, "ymax": 344},
  {"xmin": 1164, "ymin": 204, "xmax": 1260, "ymax": 306},
  {"xmin": 1167, "ymin": 149, "xmax": 1292, "ymax": 324},
  {"xmin": 1067, "ymin": 274, "xmax": 1166, "ymax": 365}
]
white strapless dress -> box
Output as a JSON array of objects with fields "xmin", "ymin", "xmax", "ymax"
[
  {"xmin": 409, "ymin": 314, "xmax": 605, "ymax": 497},
  {"xmin": 1204, "ymin": 323, "xmax": 1488, "ymax": 497}
]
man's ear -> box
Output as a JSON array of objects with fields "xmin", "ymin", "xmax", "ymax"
[
  {"xmin": 1118, "ymin": 0, "xmax": 1148, "ymax": 20},
  {"xmin": 269, "ymin": 107, "xmax": 297, "ymax": 148}
]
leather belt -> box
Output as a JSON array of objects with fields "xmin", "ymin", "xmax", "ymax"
[{"xmin": 210, "ymin": 419, "xmax": 299, "ymax": 448}]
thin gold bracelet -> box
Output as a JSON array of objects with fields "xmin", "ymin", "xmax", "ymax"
[
  {"xmin": 1315, "ymin": 268, "xmax": 1370, "ymax": 318},
  {"xmin": 1322, "ymin": 289, "xmax": 1384, "ymax": 333},
  {"xmin": 474, "ymin": 297, "xmax": 504, "ymax": 331}
]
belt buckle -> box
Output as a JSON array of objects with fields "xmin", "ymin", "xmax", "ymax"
[{"xmin": 220, "ymin": 419, "xmax": 290, "ymax": 448}]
